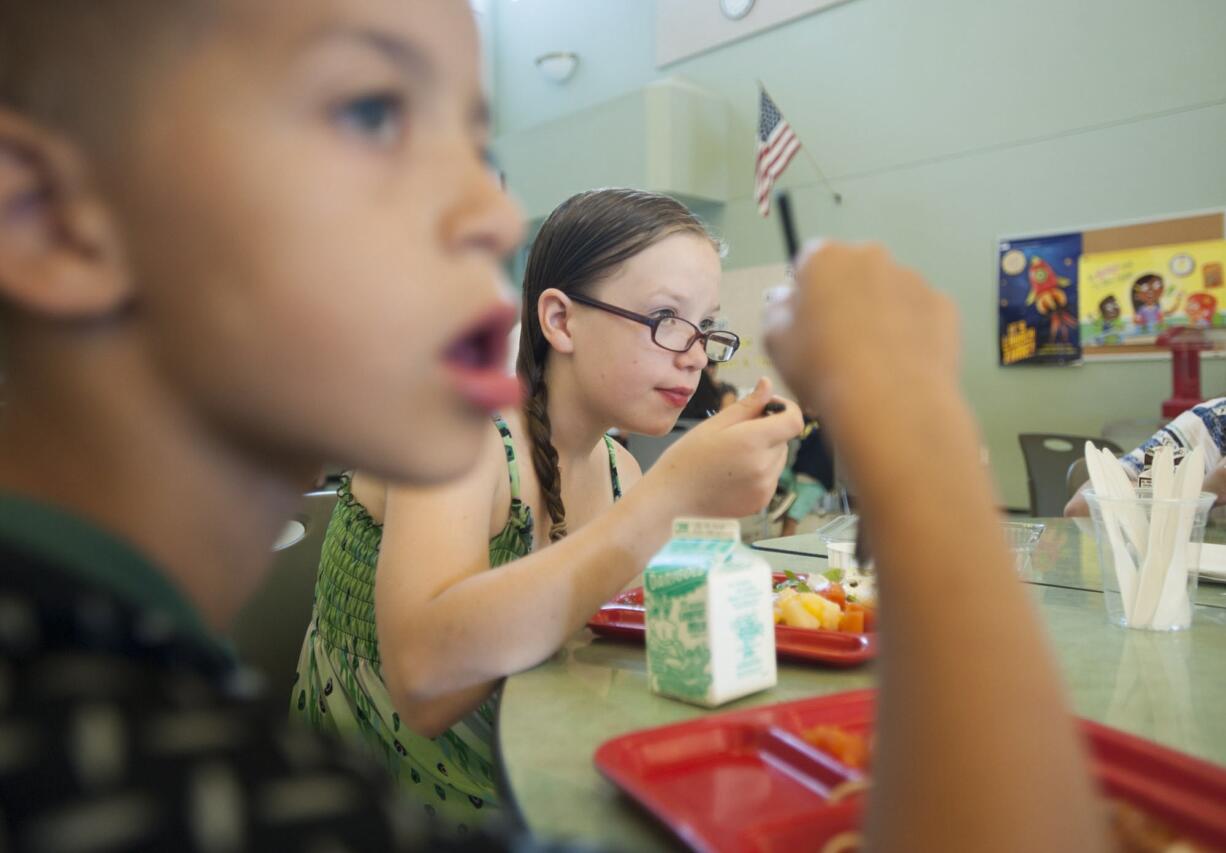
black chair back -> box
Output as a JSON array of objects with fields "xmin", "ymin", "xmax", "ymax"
[{"xmin": 1019, "ymin": 434, "xmax": 1123, "ymax": 517}]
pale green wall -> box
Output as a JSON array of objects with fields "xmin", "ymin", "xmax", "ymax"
[{"xmin": 489, "ymin": 0, "xmax": 1226, "ymax": 509}]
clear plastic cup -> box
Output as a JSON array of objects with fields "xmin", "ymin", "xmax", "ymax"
[
  {"xmin": 819, "ymin": 515, "xmax": 1044, "ymax": 575},
  {"xmin": 1002, "ymin": 521, "xmax": 1045, "ymax": 576},
  {"xmin": 1085, "ymin": 488, "xmax": 1213, "ymax": 631}
]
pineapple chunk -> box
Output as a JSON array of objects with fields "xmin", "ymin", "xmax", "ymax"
[
  {"xmin": 798, "ymin": 592, "xmax": 841, "ymax": 630},
  {"xmin": 780, "ymin": 597, "xmax": 820, "ymax": 629}
]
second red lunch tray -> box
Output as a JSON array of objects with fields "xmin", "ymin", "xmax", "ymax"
[
  {"xmin": 586, "ymin": 572, "xmax": 876, "ymax": 668},
  {"xmin": 594, "ymin": 689, "xmax": 1226, "ymax": 853}
]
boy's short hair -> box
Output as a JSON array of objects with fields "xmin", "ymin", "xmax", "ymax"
[{"xmin": 0, "ymin": 2, "xmax": 207, "ymax": 143}]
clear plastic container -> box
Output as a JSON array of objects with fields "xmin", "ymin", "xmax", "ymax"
[
  {"xmin": 815, "ymin": 514, "xmax": 858, "ymax": 557},
  {"xmin": 817, "ymin": 516, "xmax": 1045, "ymax": 575},
  {"xmin": 1003, "ymin": 521, "xmax": 1045, "ymax": 575},
  {"xmin": 813, "ymin": 515, "xmax": 874, "ymax": 602}
]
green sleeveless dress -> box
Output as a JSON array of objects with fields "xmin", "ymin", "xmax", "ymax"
[{"xmin": 291, "ymin": 416, "xmax": 622, "ymax": 833}]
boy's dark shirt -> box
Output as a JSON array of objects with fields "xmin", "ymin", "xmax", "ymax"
[{"xmin": 0, "ymin": 494, "xmax": 584, "ymax": 852}]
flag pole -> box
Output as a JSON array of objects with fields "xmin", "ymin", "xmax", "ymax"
[
  {"xmin": 802, "ymin": 149, "xmax": 843, "ymax": 206},
  {"xmin": 757, "ymin": 80, "xmax": 843, "ymax": 205}
]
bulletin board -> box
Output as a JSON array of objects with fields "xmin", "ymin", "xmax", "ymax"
[{"xmin": 998, "ymin": 211, "xmax": 1226, "ymax": 365}]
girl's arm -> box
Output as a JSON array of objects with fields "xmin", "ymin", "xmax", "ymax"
[{"xmin": 375, "ymin": 384, "xmax": 801, "ymax": 735}]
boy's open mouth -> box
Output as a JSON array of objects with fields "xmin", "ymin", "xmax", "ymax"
[{"xmin": 442, "ymin": 305, "xmax": 522, "ymax": 411}]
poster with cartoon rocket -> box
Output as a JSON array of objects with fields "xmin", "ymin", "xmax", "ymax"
[{"xmin": 998, "ymin": 233, "xmax": 1082, "ymax": 366}]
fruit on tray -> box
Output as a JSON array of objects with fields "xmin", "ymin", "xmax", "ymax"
[{"xmin": 774, "ymin": 579, "xmax": 875, "ymax": 633}]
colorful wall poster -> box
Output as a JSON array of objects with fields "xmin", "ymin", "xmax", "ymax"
[
  {"xmin": 998, "ymin": 233, "xmax": 1083, "ymax": 365},
  {"xmin": 1078, "ymin": 240, "xmax": 1226, "ymax": 347}
]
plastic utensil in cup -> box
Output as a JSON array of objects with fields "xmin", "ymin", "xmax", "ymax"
[{"xmin": 1085, "ymin": 488, "xmax": 1214, "ymax": 631}]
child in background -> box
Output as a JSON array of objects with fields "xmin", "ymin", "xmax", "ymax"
[
  {"xmin": 717, "ymin": 378, "xmax": 739, "ymax": 411},
  {"xmin": 294, "ymin": 188, "xmax": 801, "ymax": 829},
  {"xmin": 780, "ymin": 416, "xmax": 836, "ymax": 536},
  {"xmin": 679, "ymin": 361, "xmax": 724, "ymax": 418},
  {"xmin": 1066, "ymin": 396, "xmax": 1226, "ymax": 517}
]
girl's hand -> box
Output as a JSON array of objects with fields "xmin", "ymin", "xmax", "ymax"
[{"xmin": 647, "ymin": 378, "xmax": 802, "ymax": 518}]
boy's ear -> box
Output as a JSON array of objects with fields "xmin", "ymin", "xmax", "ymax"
[
  {"xmin": 0, "ymin": 109, "xmax": 132, "ymax": 320},
  {"xmin": 538, "ymin": 288, "xmax": 576, "ymax": 355}
]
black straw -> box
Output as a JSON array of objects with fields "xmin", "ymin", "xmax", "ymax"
[{"xmin": 776, "ymin": 191, "xmax": 800, "ymax": 260}]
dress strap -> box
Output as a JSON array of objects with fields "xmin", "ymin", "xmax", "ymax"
[
  {"xmin": 603, "ymin": 435, "xmax": 623, "ymax": 501},
  {"xmin": 492, "ymin": 415, "xmax": 522, "ymax": 501},
  {"xmin": 491, "ymin": 415, "xmax": 535, "ymax": 556}
]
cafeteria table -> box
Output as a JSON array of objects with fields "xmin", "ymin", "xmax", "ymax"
[
  {"xmin": 495, "ymin": 524, "xmax": 1226, "ymax": 851},
  {"xmin": 752, "ymin": 518, "xmax": 1226, "ymax": 610}
]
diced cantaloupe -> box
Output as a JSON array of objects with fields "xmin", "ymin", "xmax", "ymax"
[{"xmin": 838, "ymin": 610, "xmax": 865, "ymax": 633}]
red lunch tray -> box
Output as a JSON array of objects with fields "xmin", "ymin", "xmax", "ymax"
[
  {"xmin": 594, "ymin": 689, "xmax": 1226, "ymax": 853},
  {"xmin": 586, "ymin": 572, "xmax": 876, "ymax": 668}
]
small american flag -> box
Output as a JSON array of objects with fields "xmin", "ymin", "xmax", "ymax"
[{"xmin": 755, "ymin": 87, "xmax": 800, "ymax": 217}]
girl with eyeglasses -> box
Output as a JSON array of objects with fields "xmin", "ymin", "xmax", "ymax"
[{"xmin": 292, "ymin": 188, "xmax": 802, "ymax": 831}]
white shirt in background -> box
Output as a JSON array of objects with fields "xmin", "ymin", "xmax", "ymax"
[{"xmin": 1122, "ymin": 396, "xmax": 1226, "ymax": 481}]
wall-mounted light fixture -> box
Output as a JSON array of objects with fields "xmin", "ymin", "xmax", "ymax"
[{"xmin": 535, "ymin": 51, "xmax": 579, "ymax": 84}]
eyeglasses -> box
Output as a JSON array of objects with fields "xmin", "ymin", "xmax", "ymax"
[{"xmin": 567, "ymin": 292, "xmax": 741, "ymax": 363}]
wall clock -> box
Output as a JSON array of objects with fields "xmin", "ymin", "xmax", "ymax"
[{"xmin": 720, "ymin": 0, "xmax": 756, "ymax": 21}]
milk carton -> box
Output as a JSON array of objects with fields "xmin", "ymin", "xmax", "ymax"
[
  {"xmin": 644, "ymin": 518, "xmax": 777, "ymax": 707},
  {"xmin": 1139, "ymin": 445, "xmax": 1189, "ymax": 490}
]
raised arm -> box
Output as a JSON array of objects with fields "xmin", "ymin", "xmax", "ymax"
[{"xmin": 766, "ymin": 242, "xmax": 1108, "ymax": 853}]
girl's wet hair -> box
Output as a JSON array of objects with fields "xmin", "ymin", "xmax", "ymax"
[{"xmin": 516, "ymin": 188, "xmax": 718, "ymax": 542}]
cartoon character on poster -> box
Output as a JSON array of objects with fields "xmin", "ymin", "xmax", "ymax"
[
  {"xmin": 998, "ymin": 233, "xmax": 1082, "ymax": 366},
  {"xmin": 1131, "ymin": 273, "xmax": 1184, "ymax": 333},
  {"xmin": 1185, "ymin": 292, "xmax": 1217, "ymax": 328},
  {"xmin": 1026, "ymin": 256, "xmax": 1077, "ymax": 341},
  {"xmin": 1085, "ymin": 295, "xmax": 1125, "ymax": 345}
]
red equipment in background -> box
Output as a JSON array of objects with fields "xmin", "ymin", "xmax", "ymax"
[{"xmin": 1158, "ymin": 327, "xmax": 1218, "ymax": 418}]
